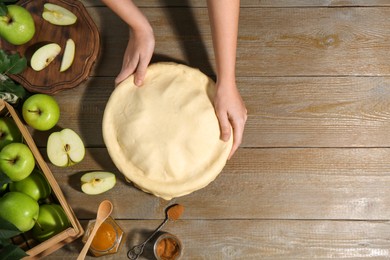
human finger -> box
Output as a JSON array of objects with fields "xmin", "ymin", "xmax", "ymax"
[
  {"xmin": 115, "ymin": 66, "xmax": 135, "ymax": 85},
  {"xmin": 228, "ymin": 119, "xmax": 244, "ymax": 159},
  {"xmin": 216, "ymin": 110, "xmax": 232, "ymax": 142},
  {"xmin": 133, "ymin": 57, "xmax": 150, "ymax": 86}
]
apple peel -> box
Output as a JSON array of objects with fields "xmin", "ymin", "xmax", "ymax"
[{"xmin": 81, "ymin": 171, "xmax": 116, "ymax": 195}]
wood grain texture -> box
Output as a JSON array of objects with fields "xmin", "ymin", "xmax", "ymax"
[
  {"xmin": 82, "ymin": 0, "xmax": 390, "ymax": 8},
  {"xmin": 27, "ymin": 76, "xmax": 390, "ymax": 148},
  {"xmin": 45, "ymin": 147, "xmax": 390, "ymax": 220},
  {"xmin": 84, "ymin": 6, "xmax": 390, "ymax": 77},
  {"xmin": 48, "ymin": 220, "xmax": 390, "ymax": 259},
  {"xmin": 18, "ymin": 2, "xmax": 390, "ymax": 259}
]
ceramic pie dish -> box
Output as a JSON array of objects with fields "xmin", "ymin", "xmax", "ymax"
[{"xmin": 102, "ymin": 62, "xmax": 232, "ymax": 200}]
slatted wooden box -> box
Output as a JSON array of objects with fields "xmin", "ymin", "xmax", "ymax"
[{"xmin": 0, "ymin": 100, "xmax": 83, "ymax": 259}]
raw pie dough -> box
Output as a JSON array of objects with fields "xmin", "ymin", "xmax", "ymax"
[{"xmin": 102, "ymin": 62, "xmax": 232, "ymax": 200}]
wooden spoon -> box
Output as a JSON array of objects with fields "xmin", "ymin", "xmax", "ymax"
[{"xmin": 77, "ymin": 200, "xmax": 113, "ymax": 260}]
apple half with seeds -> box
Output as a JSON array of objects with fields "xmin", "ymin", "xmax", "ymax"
[
  {"xmin": 81, "ymin": 171, "xmax": 116, "ymax": 195},
  {"xmin": 60, "ymin": 38, "xmax": 75, "ymax": 72},
  {"xmin": 42, "ymin": 3, "xmax": 77, "ymax": 26},
  {"xmin": 30, "ymin": 43, "xmax": 61, "ymax": 71},
  {"xmin": 47, "ymin": 128, "xmax": 85, "ymax": 167}
]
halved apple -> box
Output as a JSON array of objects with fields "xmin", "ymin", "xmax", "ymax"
[
  {"xmin": 42, "ymin": 3, "xmax": 77, "ymax": 26},
  {"xmin": 60, "ymin": 38, "xmax": 75, "ymax": 72},
  {"xmin": 47, "ymin": 128, "xmax": 85, "ymax": 167},
  {"xmin": 81, "ymin": 172, "xmax": 116, "ymax": 195},
  {"xmin": 30, "ymin": 43, "xmax": 61, "ymax": 72}
]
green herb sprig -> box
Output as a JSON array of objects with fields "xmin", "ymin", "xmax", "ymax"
[
  {"xmin": 0, "ymin": 49, "xmax": 27, "ymax": 104},
  {"xmin": 0, "ymin": 217, "xmax": 28, "ymax": 260}
]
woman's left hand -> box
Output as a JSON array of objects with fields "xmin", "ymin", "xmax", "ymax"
[{"xmin": 213, "ymin": 82, "xmax": 247, "ymax": 159}]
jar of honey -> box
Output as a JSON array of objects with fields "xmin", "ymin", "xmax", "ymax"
[
  {"xmin": 153, "ymin": 232, "xmax": 183, "ymax": 260},
  {"xmin": 82, "ymin": 216, "xmax": 124, "ymax": 257}
]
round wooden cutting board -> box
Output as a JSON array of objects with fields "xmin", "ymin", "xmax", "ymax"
[{"xmin": 0, "ymin": 0, "xmax": 100, "ymax": 94}]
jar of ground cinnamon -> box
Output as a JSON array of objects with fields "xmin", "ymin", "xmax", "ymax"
[{"xmin": 153, "ymin": 233, "xmax": 183, "ymax": 260}]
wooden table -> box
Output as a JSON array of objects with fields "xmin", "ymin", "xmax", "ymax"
[{"xmin": 35, "ymin": 0, "xmax": 390, "ymax": 258}]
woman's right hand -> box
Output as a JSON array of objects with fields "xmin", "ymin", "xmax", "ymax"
[
  {"xmin": 115, "ymin": 27, "xmax": 155, "ymax": 86},
  {"xmin": 101, "ymin": 0, "xmax": 155, "ymax": 86}
]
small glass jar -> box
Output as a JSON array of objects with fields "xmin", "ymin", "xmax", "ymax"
[
  {"xmin": 82, "ymin": 216, "xmax": 124, "ymax": 257},
  {"xmin": 153, "ymin": 232, "xmax": 183, "ymax": 260}
]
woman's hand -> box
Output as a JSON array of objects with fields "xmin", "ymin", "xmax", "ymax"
[
  {"xmin": 101, "ymin": 0, "xmax": 155, "ymax": 86},
  {"xmin": 214, "ymin": 81, "xmax": 247, "ymax": 159},
  {"xmin": 115, "ymin": 27, "xmax": 155, "ymax": 86}
]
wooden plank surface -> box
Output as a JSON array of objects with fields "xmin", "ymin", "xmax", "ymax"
[
  {"xmin": 46, "ymin": 148, "xmax": 390, "ymax": 220},
  {"xmin": 28, "ymin": 75, "xmax": 390, "ymax": 148},
  {"xmin": 48, "ymin": 220, "xmax": 390, "ymax": 259},
  {"xmin": 19, "ymin": 1, "xmax": 390, "ymax": 259},
  {"xmin": 82, "ymin": 0, "xmax": 390, "ymax": 7},
  {"xmin": 84, "ymin": 6, "xmax": 390, "ymax": 77}
]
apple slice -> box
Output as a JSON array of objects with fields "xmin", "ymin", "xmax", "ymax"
[
  {"xmin": 47, "ymin": 128, "xmax": 85, "ymax": 167},
  {"xmin": 42, "ymin": 3, "xmax": 77, "ymax": 26},
  {"xmin": 30, "ymin": 43, "xmax": 61, "ymax": 71},
  {"xmin": 81, "ymin": 172, "xmax": 116, "ymax": 195},
  {"xmin": 60, "ymin": 38, "xmax": 75, "ymax": 72}
]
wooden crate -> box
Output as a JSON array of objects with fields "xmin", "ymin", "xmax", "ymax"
[{"xmin": 0, "ymin": 100, "xmax": 84, "ymax": 259}]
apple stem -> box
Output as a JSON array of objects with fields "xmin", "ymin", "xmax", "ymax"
[
  {"xmin": 6, "ymin": 157, "xmax": 18, "ymax": 165},
  {"xmin": 34, "ymin": 218, "xmax": 44, "ymax": 231},
  {"xmin": 28, "ymin": 109, "xmax": 42, "ymax": 116}
]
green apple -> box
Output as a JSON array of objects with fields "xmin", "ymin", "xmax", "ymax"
[
  {"xmin": 0, "ymin": 183, "xmax": 7, "ymax": 195},
  {"xmin": 32, "ymin": 203, "xmax": 70, "ymax": 242},
  {"xmin": 47, "ymin": 128, "xmax": 85, "ymax": 167},
  {"xmin": 0, "ymin": 142, "xmax": 35, "ymax": 181},
  {"xmin": 81, "ymin": 171, "xmax": 116, "ymax": 195},
  {"xmin": 0, "ymin": 191, "xmax": 39, "ymax": 232},
  {"xmin": 60, "ymin": 38, "xmax": 75, "ymax": 72},
  {"xmin": 9, "ymin": 168, "xmax": 51, "ymax": 201},
  {"xmin": 42, "ymin": 3, "xmax": 77, "ymax": 26},
  {"xmin": 30, "ymin": 43, "xmax": 61, "ymax": 71},
  {"xmin": 0, "ymin": 5, "xmax": 35, "ymax": 45},
  {"xmin": 0, "ymin": 117, "xmax": 22, "ymax": 150},
  {"xmin": 22, "ymin": 94, "xmax": 60, "ymax": 131}
]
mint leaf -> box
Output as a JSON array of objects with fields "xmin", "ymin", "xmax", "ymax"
[
  {"xmin": 0, "ymin": 217, "xmax": 28, "ymax": 260},
  {"xmin": 0, "ymin": 172, "xmax": 10, "ymax": 189},
  {"xmin": 0, "ymin": 75, "xmax": 26, "ymax": 98},
  {"xmin": 0, "ymin": 219, "xmax": 20, "ymax": 240},
  {"xmin": 7, "ymin": 54, "xmax": 26, "ymax": 74},
  {"xmin": 0, "ymin": 50, "xmax": 27, "ymax": 75},
  {"xmin": 0, "ymin": 50, "xmax": 11, "ymax": 74},
  {"xmin": 0, "ymin": 3, "xmax": 7, "ymax": 16},
  {"xmin": 0, "ymin": 244, "xmax": 29, "ymax": 260},
  {"xmin": 0, "ymin": 50, "xmax": 28, "ymax": 103}
]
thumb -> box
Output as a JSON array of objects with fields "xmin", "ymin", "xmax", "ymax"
[{"xmin": 115, "ymin": 68, "xmax": 133, "ymax": 85}]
